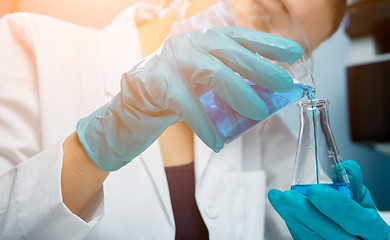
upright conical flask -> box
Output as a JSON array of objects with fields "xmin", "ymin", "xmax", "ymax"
[{"xmin": 291, "ymin": 99, "xmax": 353, "ymax": 198}]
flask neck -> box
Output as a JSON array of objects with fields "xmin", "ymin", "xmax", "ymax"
[{"xmin": 298, "ymin": 99, "xmax": 331, "ymax": 129}]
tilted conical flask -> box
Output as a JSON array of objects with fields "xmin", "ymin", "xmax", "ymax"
[{"xmin": 291, "ymin": 99, "xmax": 352, "ymax": 198}]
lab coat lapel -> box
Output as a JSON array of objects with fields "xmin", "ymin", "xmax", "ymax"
[
  {"xmin": 194, "ymin": 134, "xmax": 244, "ymax": 186},
  {"xmin": 101, "ymin": 4, "xmax": 143, "ymax": 97},
  {"xmin": 140, "ymin": 140, "xmax": 175, "ymax": 227},
  {"xmin": 29, "ymin": 15, "xmax": 106, "ymax": 146},
  {"xmin": 194, "ymin": 134, "xmax": 214, "ymax": 186}
]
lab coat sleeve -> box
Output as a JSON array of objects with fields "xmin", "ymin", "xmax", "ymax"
[
  {"xmin": 0, "ymin": 141, "xmax": 103, "ymax": 240},
  {"xmin": 0, "ymin": 13, "xmax": 103, "ymax": 239}
]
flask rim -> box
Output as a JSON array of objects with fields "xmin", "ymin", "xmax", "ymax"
[{"xmin": 297, "ymin": 99, "xmax": 329, "ymax": 109}]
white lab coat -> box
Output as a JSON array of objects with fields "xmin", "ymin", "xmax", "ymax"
[{"xmin": 0, "ymin": 3, "xmax": 296, "ymax": 240}]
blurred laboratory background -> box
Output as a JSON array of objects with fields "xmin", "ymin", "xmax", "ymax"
[
  {"xmin": 1, "ymin": 0, "xmax": 390, "ymax": 209},
  {"xmin": 316, "ymin": 0, "xmax": 390, "ymax": 211},
  {"xmin": 281, "ymin": 0, "xmax": 390, "ymax": 211}
]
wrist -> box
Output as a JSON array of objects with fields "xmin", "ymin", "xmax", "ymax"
[
  {"xmin": 64, "ymin": 132, "xmax": 108, "ymax": 175},
  {"xmin": 61, "ymin": 131, "xmax": 109, "ymax": 215}
]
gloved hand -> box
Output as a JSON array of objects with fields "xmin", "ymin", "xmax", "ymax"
[
  {"xmin": 77, "ymin": 27, "xmax": 303, "ymax": 171},
  {"xmin": 269, "ymin": 159, "xmax": 390, "ymax": 240}
]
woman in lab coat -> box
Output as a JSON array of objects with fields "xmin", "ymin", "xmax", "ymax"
[{"xmin": 0, "ymin": 0, "xmax": 346, "ymax": 239}]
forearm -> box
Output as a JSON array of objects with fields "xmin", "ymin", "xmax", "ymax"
[
  {"xmin": 61, "ymin": 131, "xmax": 109, "ymax": 216},
  {"xmin": 285, "ymin": 0, "xmax": 347, "ymax": 49}
]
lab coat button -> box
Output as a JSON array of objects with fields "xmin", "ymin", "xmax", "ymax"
[{"xmin": 204, "ymin": 204, "xmax": 219, "ymax": 219}]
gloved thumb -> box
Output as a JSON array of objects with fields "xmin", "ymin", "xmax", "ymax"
[
  {"xmin": 341, "ymin": 159, "xmax": 376, "ymax": 209},
  {"xmin": 339, "ymin": 160, "xmax": 362, "ymax": 200}
]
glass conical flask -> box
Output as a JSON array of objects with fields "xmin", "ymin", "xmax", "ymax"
[{"xmin": 291, "ymin": 99, "xmax": 353, "ymax": 198}]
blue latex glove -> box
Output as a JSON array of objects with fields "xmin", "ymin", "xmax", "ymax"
[
  {"xmin": 77, "ymin": 27, "xmax": 303, "ymax": 171},
  {"xmin": 269, "ymin": 159, "xmax": 390, "ymax": 239}
]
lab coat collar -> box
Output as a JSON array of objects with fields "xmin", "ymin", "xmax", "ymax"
[
  {"xmin": 101, "ymin": 4, "xmax": 143, "ymax": 97},
  {"xmin": 194, "ymin": 134, "xmax": 214, "ymax": 186}
]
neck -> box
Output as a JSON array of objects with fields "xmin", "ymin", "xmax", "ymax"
[{"xmin": 159, "ymin": 121, "xmax": 194, "ymax": 167}]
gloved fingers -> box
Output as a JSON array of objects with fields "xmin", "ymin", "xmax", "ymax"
[
  {"xmin": 183, "ymin": 106, "xmax": 225, "ymax": 152},
  {"xmin": 341, "ymin": 160, "xmax": 377, "ymax": 209},
  {"xmin": 269, "ymin": 190, "xmax": 319, "ymax": 239},
  {"xmin": 270, "ymin": 191, "xmax": 342, "ymax": 240},
  {"xmin": 178, "ymin": 88, "xmax": 225, "ymax": 152},
  {"xmin": 186, "ymin": 28, "xmax": 293, "ymax": 92},
  {"xmin": 340, "ymin": 160, "xmax": 363, "ymax": 201},
  {"xmin": 358, "ymin": 185, "xmax": 377, "ymax": 210},
  {"xmin": 307, "ymin": 184, "xmax": 390, "ymax": 239},
  {"xmin": 213, "ymin": 27, "xmax": 304, "ymax": 63},
  {"xmin": 269, "ymin": 189, "xmax": 359, "ymax": 240},
  {"xmin": 208, "ymin": 41, "xmax": 294, "ymax": 93},
  {"xmin": 207, "ymin": 63, "xmax": 269, "ymax": 121},
  {"xmin": 177, "ymin": 47, "xmax": 269, "ymax": 122},
  {"xmin": 162, "ymin": 71, "xmax": 225, "ymax": 152},
  {"xmin": 286, "ymin": 223, "xmax": 325, "ymax": 240}
]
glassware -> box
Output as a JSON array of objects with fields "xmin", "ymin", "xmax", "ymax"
[
  {"xmin": 196, "ymin": 0, "xmax": 315, "ymax": 145},
  {"xmin": 290, "ymin": 99, "xmax": 352, "ymax": 198}
]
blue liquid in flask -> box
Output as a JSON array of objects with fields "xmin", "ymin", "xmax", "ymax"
[
  {"xmin": 198, "ymin": 82, "xmax": 314, "ymax": 143},
  {"xmin": 291, "ymin": 183, "xmax": 353, "ymax": 198}
]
